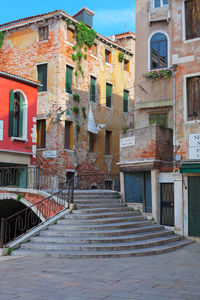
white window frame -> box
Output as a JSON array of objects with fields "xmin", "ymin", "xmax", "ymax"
[
  {"xmin": 151, "ymin": 0, "xmax": 169, "ymax": 9},
  {"xmin": 183, "ymin": 72, "xmax": 200, "ymax": 124},
  {"xmin": 148, "ymin": 31, "xmax": 170, "ymax": 71},
  {"xmin": 11, "ymin": 89, "xmax": 28, "ymax": 141},
  {"xmin": 182, "ymin": 0, "xmax": 200, "ymax": 43}
]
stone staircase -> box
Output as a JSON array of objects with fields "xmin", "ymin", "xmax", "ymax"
[{"xmin": 12, "ymin": 190, "xmax": 192, "ymax": 258}]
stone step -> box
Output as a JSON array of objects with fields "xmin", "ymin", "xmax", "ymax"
[
  {"xmin": 74, "ymin": 193, "xmax": 120, "ymax": 199},
  {"xmin": 75, "ymin": 203, "xmax": 125, "ymax": 209},
  {"xmin": 58, "ymin": 215, "xmax": 145, "ymax": 225},
  {"xmin": 31, "ymin": 229, "xmax": 172, "ymax": 244},
  {"xmin": 40, "ymin": 224, "xmax": 164, "ymax": 237},
  {"xmin": 21, "ymin": 235, "xmax": 183, "ymax": 251},
  {"xmin": 65, "ymin": 211, "xmax": 139, "ymax": 220},
  {"xmin": 13, "ymin": 239, "xmax": 193, "ymax": 258},
  {"xmin": 48, "ymin": 220, "xmax": 152, "ymax": 231},
  {"xmin": 72, "ymin": 207, "xmax": 134, "ymax": 214},
  {"xmin": 74, "ymin": 198, "xmax": 121, "ymax": 204}
]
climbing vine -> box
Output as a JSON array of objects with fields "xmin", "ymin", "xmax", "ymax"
[
  {"xmin": 70, "ymin": 21, "xmax": 97, "ymax": 77},
  {"xmin": 0, "ymin": 31, "xmax": 4, "ymax": 49}
]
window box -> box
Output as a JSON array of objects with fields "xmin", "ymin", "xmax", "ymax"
[{"xmin": 142, "ymin": 68, "xmax": 172, "ymax": 80}]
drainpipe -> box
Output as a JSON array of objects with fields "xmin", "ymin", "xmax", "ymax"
[{"xmin": 172, "ymin": 65, "xmax": 177, "ymax": 160}]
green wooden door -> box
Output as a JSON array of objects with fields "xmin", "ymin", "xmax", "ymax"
[{"xmin": 188, "ymin": 177, "xmax": 200, "ymax": 236}]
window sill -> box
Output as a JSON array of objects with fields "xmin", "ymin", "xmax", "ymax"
[
  {"xmin": 38, "ymin": 39, "xmax": 49, "ymax": 43},
  {"xmin": 36, "ymin": 148, "xmax": 47, "ymax": 150},
  {"xmin": 105, "ymin": 62, "xmax": 112, "ymax": 67},
  {"xmin": 184, "ymin": 119, "xmax": 200, "ymax": 125},
  {"xmin": 184, "ymin": 37, "xmax": 200, "ymax": 44},
  {"xmin": 64, "ymin": 149, "xmax": 75, "ymax": 154},
  {"xmin": 38, "ymin": 91, "xmax": 48, "ymax": 94},
  {"xmin": 90, "ymin": 54, "xmax": 98, "ymax": 60},
  {"xmin": 65, "ymin": 41, "xmax": 75, "ymax": 46},
  {"xmin": 11, "ymin": 137, "xmax": 28, "ymax": 143}
]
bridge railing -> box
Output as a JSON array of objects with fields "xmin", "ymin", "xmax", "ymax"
[{"xmin": 0, "ymin": 178, "xmax": 74, "ymax": 248}]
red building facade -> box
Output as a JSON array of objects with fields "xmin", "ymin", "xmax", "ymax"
[{"xmin": 0, "ymin": 71, "xmax": 40, "ymax": 168}]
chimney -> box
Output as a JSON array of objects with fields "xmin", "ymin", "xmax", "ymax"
[{"xmin": 72, "ymin": 7, "xmax": 95, "ymax": 28}]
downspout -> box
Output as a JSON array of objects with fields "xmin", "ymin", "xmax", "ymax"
[{"xmin": 172, "ymin": 67, "xmax": 176, "ymax": 158}]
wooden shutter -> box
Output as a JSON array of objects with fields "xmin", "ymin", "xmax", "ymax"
[
  {"xmin": 19, "ymin": 93, "xmax": 23, "ymax": 137},
  {"xmin": 106, "ymin": 83, "xmax": 112, "ymax": 107},
  {"xmin": 185, "ymin": 0, "xmax": 200, "ymax": 40},
  {"xmin": 89, "ymin": 132, "xmax": 95, "ymax": 152},
  {"xmin": 90, "ymin": 76, "xmax": 96, "ymax": 102},
  {"xmin": 66, "ymin": 66, "xmax": 73, "ymax": 94},
  {"xmin": 37, "ymin": 64, "xmax": 47, "ymax": 92},
  {"xmin": 9, "ymin": 89, "xmax": 14, "ymax": 137},
  {"xmin": 105, "ymin": 131, "xmax": 111, "ymax": 155},
  {"xmin": 37, "ymin": 120, "xmax": 46, "ymax": 148},
  {"xmin": 123, "ymin": 90, "xmax": 129, "ymax": 112},
  {"xmin": 65, "ymin": 121, "xmax": 70, "ymax": 149},
  {"xmin": 149, "ymin": 113, "xmax": 167, "ymax": 128},
  {"xmin": 187, "ymin": 77, "xmax": 200, "ymax": 120}
]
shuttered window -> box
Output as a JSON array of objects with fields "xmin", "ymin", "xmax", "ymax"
[
  {"xmin": 105, "ymin": 49, "xmax": 111, "ymax": 63},
  {"xmin": 90, "ymin": 76, "xmax": 96, "ymax": 102},
  {"xmin": 89, "ymin": 132, "xmax": 96, "ymax": 153},
  {"xmin": 37, "ymin": 119, "xmax": 46, "ymax": 149},
  {"xmin": 123, "ymin": 90, "xmax": 129, "ymax": 112},
  {"xmin": 64, "ymin": 121, "xmax": 73, "ymax": 150},
  {"xmin": 105, "ymin": 130, "xmax": 112, "ymax": 155},
  {"xmin": 106, "ymin": 83, "xmax": 112, "ymax": 108},
  {"xmin": 124, "ymin": 59, "xmax": 129, "ymax": 72},
  {"xmin": 149, "ymin": 113, "xmax": 168, "ymax": 128},
  {"xmin": 187, "ymin": 76, "xmax": 200, "ymax": 121},
  {"xmin": 91, "ymin": 43, "xmax": 97, "ymax": 56},
  {"xmin": 38, "ymin": 26, "xmax": 49, "ymax": 41},
  {"xmin": 66, "ymin": 65, "xmax": 73, "ymax": 94},
  {"xmin": 185, "ymin": 0, "xmax": 200, "ymax": 40},
  {"xmin": 67, "ymin": 28, "xmax": 74, "ymax": 44},
  {"xmin": 37, "ymin": 64, "xmax": 47, "ymax": 92},
  {"xmin": 9, "ymin": 90, "xmax": 23, "ymax": 138}
]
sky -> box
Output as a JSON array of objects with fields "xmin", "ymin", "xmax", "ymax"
[{"xmin": 1, "ymin": 0, "xmax": 135, "ymax": 37}]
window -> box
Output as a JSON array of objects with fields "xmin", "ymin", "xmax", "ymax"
[
  {"xmin": 123, "ymin": 90, "xmax": 129, "ymax": 113},
  {"xmin": 89, "ymin": 132, "xmax": 96, "ymax": 153},
  {"xmin": 150, "ymin": 33, "xmax": 168, "ymax": 69},
  {"xmin": 105, "ymin": 130, "xmax": 112, "ymax": 155},
  {"xmin": 187, "ymin": 76, "xmax": 200, "ymax": 121},
  {"xmin": 9, "ymin": 90, "xmax": 27, "ymax": 139},
  {"xmin": 38, "ymin": 26, "xmax": 49, "ymax": 41},
  {"xmin": 149, "ymin": 113, "xmax": 168, "ymax": 127},
  {"xmin": 185, "ymin": 0, "xmax": 200, "ymax": 40},
  {"xmin": 64, "ymin": 121, "xmax": 73, "ymax": 150},
  {"xmin": 67, "ymin": 28, "xmax": 74, "ymax": 44},
  {"xmin": 90, "ymin": 76, "xmax": 96, "ymax": 102},
  {"xmin": 66, "ymin": 65, "xmax": 73, "ymax": 94},
  {"xmin": 37, "ymin": 119, "xmax": 46, "ymax": 148},
  {"xmin": 105, "ymin": 49, "xmax": 111, "ymax": 64},
  {"xmin": 152, "ymin": 0, "xmax": 168, "ymax": 8},
  {"xmin": 37, "ymin": 64, "xmax": 47, "ymax": 92},
  {"xmin": 124, "ymin": 59, "xmax": 130, "ymax": 72},
  {"xmin": 106, "ymin": 83, "xmax": 112, "ymax": 108},
  {"xmin": 91, "ymin": 43, "xmax": 97, "ymax": 56}
]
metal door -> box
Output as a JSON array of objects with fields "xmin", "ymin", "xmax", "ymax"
[
  {"xmin": 188, "ymin": 177, "xmax": 200, "ymax": 237},
  {"xmin": 144, "ymin": 172, "xmax": 152, "ymax": 213},
  {"xmin": 161, "ymin": 183, "xmax": 174, "ymax": 226},
  {"xmin": 124, "ymin": 172, "xmax": 143, "ymax": 203}
]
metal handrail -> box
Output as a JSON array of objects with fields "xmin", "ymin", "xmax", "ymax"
[{"xmin": 0, "ymin": 178, "xmax": 74, "ymax": 248}]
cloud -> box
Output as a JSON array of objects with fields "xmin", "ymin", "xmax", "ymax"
[{"xmin": 93, "ymin": 8, "xmax": 135, "ymax": 35}]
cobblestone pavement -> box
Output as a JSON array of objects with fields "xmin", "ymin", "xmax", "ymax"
[{"xmin": 0, "ymin": 243, "xmax": 199, "ymax": 300}]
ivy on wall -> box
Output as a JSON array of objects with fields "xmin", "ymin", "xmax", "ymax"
[
  {"xmin": 0, "ymin": 31, "xmax": 4, "ymax": 49},
  {"xmin": 71, "ymin": 21, "xmax": 97, "ymax": 77}
]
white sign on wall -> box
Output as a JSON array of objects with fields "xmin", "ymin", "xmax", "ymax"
[
  {"xmin": 120, "ymin": 136, "xmax": 135, "ymax": 148},
  {"xmin": 42, "ymin": 150, "xmax": 57, "ymax": 158},
  {"xmin": 189, "ymin": 134, "xmax": 200, "ymax": 159},
  {"xmin": 0, "ymin": 120, "xmax": 3, "ymax": 141}
]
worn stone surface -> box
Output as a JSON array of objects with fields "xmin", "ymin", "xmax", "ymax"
[{"xmin": 0, "ymin": 242, "xmax": 199, "ymax": 299}]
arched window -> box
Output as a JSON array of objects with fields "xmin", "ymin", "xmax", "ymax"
[
  {"xmin": 150, "ymin": 33, "xmax": 168, "ymax": 69},
  {"xmin": 9, "ymin": 90, "xmax": 27, "ymax": 139}
]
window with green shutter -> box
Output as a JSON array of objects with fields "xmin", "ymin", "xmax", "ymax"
[
  {"xmin": 37, "ymin": 64, "xmax": 47, "ymax": 92},
  {"xmin": 149, "ymin": 113, "xmax": 168, "ymax": 128},
  {"xmin": 9, "ymin": 91, "xmax": 24, "ymax": 138},
  {"xmin": 123, "ymin": 90, "xmax": 129, "ymax": 112},
  {"xmin": 90, "ymin": 76, "xmax": 96, "ymax": 102},
  {"xmin": 66, "ymin": 65, "xmax": 73, "ymax": 94},
  {"xmin": 106, "ymin": 83, "xmax": 112, "ymax": 108}
]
